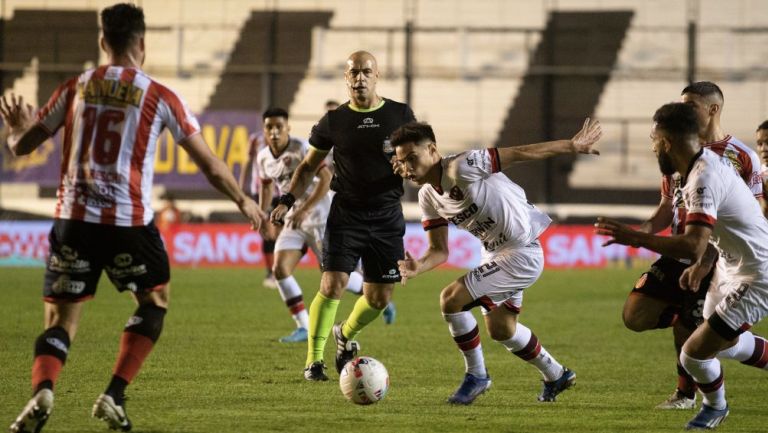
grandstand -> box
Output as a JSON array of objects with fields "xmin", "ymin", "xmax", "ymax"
[{"xmin": 2, "ymin": 0, "xmax": 768, "ymax": 220}]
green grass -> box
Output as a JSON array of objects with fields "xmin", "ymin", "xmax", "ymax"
[{"xmin": 1, "ymin": 266, "xmax": 767, "ymax": 433}]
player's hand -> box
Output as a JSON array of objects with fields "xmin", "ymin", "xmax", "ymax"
[
  {"xmin": 594, "ymin": 216, "xmax": 640, "ymax": 247},
  {"xmin": 397, "ymin": 250, "xmax": 419, "ymax": 285},
  {"xmin": 0, "ymin": 93, "xmax": 36, "ymax": 137},
  {"xmin": 289, "ymin": 207, "xmax": 309, "ymax": 229},
  {"xmin": 240, "ymin": 198, "xmax": 266, "ymax": 231},
  {"xmin": 571, "ymin": 117, "xmax": 602, "ymax": 155},
  {"xmin": 679, "ymin": 261, "xmax": 710, "ymax": 292},
  {"xmin": 270, "ymin": 204, "xmax": 288, "ymax": 226},
  {"xmin": 390, "ymin": 155, "xmax": 407, "ymax": 179}
]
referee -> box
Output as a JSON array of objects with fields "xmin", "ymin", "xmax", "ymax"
[{"xmin": 271, "ymin": 51, "xmax": 415, "ymax": 380}]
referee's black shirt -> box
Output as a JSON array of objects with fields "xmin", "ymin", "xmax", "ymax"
[{"xmin": 309, "ymin": 98, "xmax": 416, "ymax": 208}]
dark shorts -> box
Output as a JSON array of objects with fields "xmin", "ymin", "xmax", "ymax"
[
  {"xmin": 631, "ymin": 256, "xmax": 713, "ymax": 329},
  {"xmin": 322, "ymin": 198, "xmax": 405, "ymax": 284},
  {"xmin": 43, "ymin": 219, "xmax": 170, "ymax": 302}
]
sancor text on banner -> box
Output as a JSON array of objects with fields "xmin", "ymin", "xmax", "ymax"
[{"xmin": 1, "ymin": 221, "xmax": 658, "ymax": 269}]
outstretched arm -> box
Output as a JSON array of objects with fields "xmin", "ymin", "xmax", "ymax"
[
  {"xmin": 594, "ymin": 216, "xmax": 711, "ymax": 261},
  {"xmin": 638, "ymin": 195, "xmax": 674, "ymax": 234},
  {"xmin": 496, "ymin": 117, "xmax": 602, "ymax": 170},
  {"xmin": 398, "ymin": 225, "xmax": 449, "ymax": 285},
  {"xmin": 0, "ymin": 94, "xmax": 48, "ymax": 156}
]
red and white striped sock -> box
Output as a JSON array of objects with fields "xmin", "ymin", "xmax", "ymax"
[{"xmin": 444, "ymin": 311, "xmax": 486, "ymax": 378}]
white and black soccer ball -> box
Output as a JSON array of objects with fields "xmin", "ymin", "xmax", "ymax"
[{"xmin": 339, "ymin": 356, "xmax": 389, "ymax": 405}]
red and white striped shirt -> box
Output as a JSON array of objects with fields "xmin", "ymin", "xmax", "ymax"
[
  {"xmin": 38, "ymin": 65, "xmax": 200, "ymax": 226},
  {"xmin": 661, "ymin": 135, "xmax": 763, "ymax": 235}
]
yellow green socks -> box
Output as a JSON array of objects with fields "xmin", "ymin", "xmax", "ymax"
[
  {"xmin": 342, "ymin": 295, "xmax": 384, "ymax": 340},
  {"xmin": 306, "ymin": 292, "xmax": 340, "ymax": 366}
]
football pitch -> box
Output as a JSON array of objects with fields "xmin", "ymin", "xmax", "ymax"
[{"xmin": 2, "ymin": 266, "xmax": 767, "ymax": 433}]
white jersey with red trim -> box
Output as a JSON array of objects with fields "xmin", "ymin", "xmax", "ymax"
[
  {"xmin": 256, "ymin": 137, "xmax": 331, "ymax": 225},
  {"xmin": 38, "ymin": 65, "xmax": 200, "ymax": 227},
  {"xmin": 684, "ymin": 148, "xmax": 768, "ymax": 279},
  {"xmin": 418, "ymin": 148, "xmax": 551, "ymax": 254},
  {"xmin": 661, "ymin": 134, "xmax": 762, "ymax": 236}
]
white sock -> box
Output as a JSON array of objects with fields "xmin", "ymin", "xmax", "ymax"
[
  {"xmin": 277, "ymin": 276, "xmax": 308, "ymax": 329},
  {"xmin": 444, "ymin": 311, "xmax": 486, "ymax": 378},
  {"xmin": 717, "ymin": 331, "xmax": 755, "ymax": 362},
  {"xmin": 498, "ymin": 322, "xmax": 563, "ymax": 381},
  {"xmin": 680, "ymin": 351, "xmax": 727, "ymax": 409},
  {"xmin": 345, "ymin": 271, "xmax": 363, "ymax": 294}
]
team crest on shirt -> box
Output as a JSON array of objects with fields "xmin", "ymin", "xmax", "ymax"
[{"xmin": 449, "ymin": 186, "xmax": 464, "ymax": 201}]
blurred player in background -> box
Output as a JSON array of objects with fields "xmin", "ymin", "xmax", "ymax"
[
  {"xmin": 393, "ymin": 119, "xmax": 602, "ymax": 404},
  {"xmin": 756, "ymin": 120, "xmax": 768, "ymax": 194},
  {"xmin": 597, "ymin": 102, "xmax": 768, "ymax": 430},
  {"xmin": 272, "ymin": 51, "xmax": 413, "ymax": 381},
  {"xmin": 2, "ymin": 4, "xmax": 262, "ymax": 433},
  {"xmin": 621, "ymin": 81, "xmax": 765, "ymax": 410},
  {"xmin": 241, "ymin": 122, "xmax": 280, "ymax": 289},
  {"xmin": 255, "ymin": 107, "xmax": 365, "ymax": 343},
  {"xmin": 324, "ymin": 99, "xmax": 339, "ymax": 111}
]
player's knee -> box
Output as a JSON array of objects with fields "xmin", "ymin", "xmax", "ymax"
[
  {"xmin": 273, "ymin": 263, "xmax": 291, "ymax": 280},
  {"xmin": 125, "ymin": 303, "xmax": 167, "ymax": 343},
  {"xmin": 622, "ymin": 309, "xmax": 650, "ymax": 332},
  {"xmin": 439, "ymin": 288, "xmax": 461, "ymax": 314}
]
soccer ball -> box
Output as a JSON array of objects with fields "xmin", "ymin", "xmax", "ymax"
[{"xmin": 339, "ymin": 356, "xmax": 389, "ymax": 405}]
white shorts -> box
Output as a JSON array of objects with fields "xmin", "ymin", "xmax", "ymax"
[
  {"xmin": 463, "ymin": 243, "xmax": 544, "ymax": 316},
  {"xmin": 709, "ymin": 277, "xmax": 768, "ymax": 334},
  {"xmin": 274, "ymin": 223, "xmax": 323, "ymax": 258}
]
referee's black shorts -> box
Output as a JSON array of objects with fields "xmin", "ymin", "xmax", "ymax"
[{"xmin": 321, "ymin": 197, "xmax": 405, "ymax": 284}]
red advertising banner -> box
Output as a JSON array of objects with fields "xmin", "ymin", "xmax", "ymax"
[{"xmin": 1, "ymin": 221, "xmax": 658, "ymax": 269}]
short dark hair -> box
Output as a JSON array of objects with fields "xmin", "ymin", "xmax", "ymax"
[
  {"xmin": 262, "ymin": 107, "xmax": 289, "ymax": 120},
  {"xmin": 325, "ymin": 99, "xmax": 339, "ymax": 107},
  {"xmin": 101, "ymin": 3, "xmax": 145, "ymax": 56},
  {"xmin": 653, "ymin": 103, "xmax": 699, "ymax": 143},
  {"xmin": 390, "ymin": 121, "xmax": 436, "ymax": 148},
  {"xmin": 681, "ymin": 81, "xmax": 724, "ymax": 103},
  {"xmin": 757, "ymin": 120, "xmax": 768, "ymax": 131}
]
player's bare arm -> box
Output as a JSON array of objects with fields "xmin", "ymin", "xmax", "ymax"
[
  {"xmin": 679, "ymin": 243, "xmax": 718, "ymax": 292},
  {"xmin": 398, "ymin": 225, "xmax": 449, "ymax": 285},
  {"xmin": 0, "ymin": 94, "xmax": 48, "ymax": 156},
  {"xmin": 595, "ymin": 216, "xmax": 711, "ymax": 261},
  {"xmin": 179, "ymin": 133, "xmax": 264, "ymax": 229},
  {"xmin": 290, "ymin": 165, "xmax": 332, "ymax": 229},
  {"xmin": 638, "ymin": 195, "xmax": 674, "ymax": 234},
  {"xmin": 270, "ymin": 147, "xmax": 327, "ymax": 225},
  {"xmin": 496, "ymin": 117, "xmax": 602, "ymax": 169},
  {"xmin": 258, "ymin": 179, "xmax": 275, "ymax": 238}
]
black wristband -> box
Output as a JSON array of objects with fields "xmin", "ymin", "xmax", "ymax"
[{"xmin": 277, "ymin": 193, "xmax": 296, "ymax": 209}]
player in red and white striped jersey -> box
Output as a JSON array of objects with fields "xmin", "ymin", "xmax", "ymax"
[
  {"xmin": 621, "ymin": 82, "xmax": 766, "ymax": 411},
  {"xmin": 597, "ymin": 103, "xmax": 768, "ymax": 430},
  {"xmin": 2, "ymin": 4, "xmax": 262, "ymax": 433}
]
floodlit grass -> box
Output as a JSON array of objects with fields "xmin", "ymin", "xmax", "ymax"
[{"xmin": 2, "ymin": 266, "xmax": 767, "ymax": 432}]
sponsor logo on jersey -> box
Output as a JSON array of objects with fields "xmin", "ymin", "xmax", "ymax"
[
  {"xmin": 80, "ymin": 78, "xmax": 144, "ymax": 108},
  {"xmin": 482, "ymin": 233, "xmax": 507, "ymax": 252},
  {"xmin": 448, "ymin": 203, "xmax": 478, "ymax": 225},
  {"xmin": 357, "ymin": 117, "xmax": 380, "ymax": 129}
]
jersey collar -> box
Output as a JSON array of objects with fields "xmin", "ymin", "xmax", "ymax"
[
  {"xmin": 348, "ymin": 99, "xmax": 386, "ymax": 113},
  {"xmin": 430, "ymin": 159, "xmax": 445, "ymax": 195},
  {"xmin": 681, "ymin": 148, "xmax": 705, "ymax": 186},
  {"xmin": 269, "ymin": 137, "xmax": 291, "ymax": 159}
]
